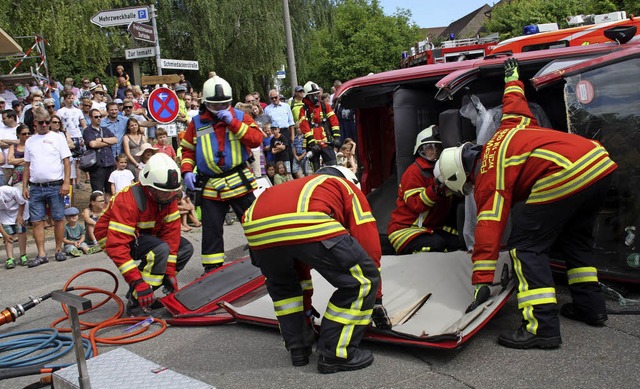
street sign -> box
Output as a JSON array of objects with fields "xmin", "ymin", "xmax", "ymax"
[
  {"xmin": 160, "ymin": 59, "xmax": 199, "ymax": 70},
  {"xmin": 276, "ymin": 70, "xmax": 286, "ymax": 79},
  {"xmin": 91, "ymin": 6, "xmax": 150, "ymax": 27},
  {"xmin": 129, "ymin": 22, "xmax": 156, "ymax": 43},
  {"xmin": 141, "ymin": 74, "xmax": 181, "ymax": 86},
  {"xmin": 125, "ymin": 47, "xmax": 156, "ymax": 60},
  {"xmin": 147, "ymin": 87, "xmax": 179, "ymax": 124}
]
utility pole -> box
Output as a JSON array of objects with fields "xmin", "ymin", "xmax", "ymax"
[
  {"xmin": 282, "ymin": 0, "xmax": 298, "ymax": 89},
  {"xmin": 150, "ymin": 4, "xmax": 162, "ymax": 75}
]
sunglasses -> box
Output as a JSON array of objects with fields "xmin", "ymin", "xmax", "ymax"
[
  {"xmin": 36, "ymin": 120, "xmax": 51, "ymax": 125},
  {"xmin": 270, "ymin": 96, "xmax": 279, "ymax": 100},
  {"xmin": 124, "ymin": 106, "xmax": 133, "ymax": 109},
  {"xmin": 20, "ymin": 132, "xmax": 30, "ymax": 136},
  {"xmin": 51, "ymin": 120, "xmax": 61, "ymax": 124},
  {"xmin": 46, "ymin": 105, "xmax": 54, "ymax": 108},
  {"xmin": 83, "ymin": 104, "xmax": 92, "ymax": 107},
  {"xmin": 92, "ymin": 115, "xmax": 101, "ymax": 119}
]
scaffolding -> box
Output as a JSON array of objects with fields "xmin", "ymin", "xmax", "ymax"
[{"xmin": 0, "ymin": 34, "xmax": 50, "ymax": 85}]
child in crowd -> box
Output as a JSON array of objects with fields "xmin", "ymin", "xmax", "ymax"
[
  {"xmin": 0, "ymin": 186, "xmax": 29, "ymax": 268},
  {"xmin": 265, "ymin": 162, "xmax": 276, "ymax": 186},
  {"xmin": 178, "ymin": 193, "xmax": 201, "ymax": 232},
  {"xmin": 292, "ymin": 127, "xmax": 307, "ymax": 178},
  {"xmin": 63, "ymin": 207, "xmax": 96, "ymax": 257},
  {"xmin": 262, "ymin": 125, "xmax": 274, "ymax": 165},
  {"xmin": 153, "ymin": 127, "xmax": 176, "ymax": 160},
  {"xmin": 274, "ymin": 161, "xmax": 289, "ymax": 185},
  {"xmin": 136, "ymin": 143, "xmax": 158, "ymax": 173},
  {"xmin": 109, "ymin": 154, "xmax": 135, "ymax": 194},
  {"xmin": 337, "ymin": 138, "xmax": 358, "ymax": 174},
  {"xmin": 82, "ymin": 191, "xmax": 105, "ymax": 248}
]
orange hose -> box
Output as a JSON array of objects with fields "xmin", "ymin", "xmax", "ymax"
[{"xmin": 51, "ymin": 267, "xmax": 167, "ymax": 356}]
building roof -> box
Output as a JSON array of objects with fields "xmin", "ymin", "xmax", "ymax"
[{"xmin": 438, "ymin": 4, "xmax": 492, "ymax": 40}]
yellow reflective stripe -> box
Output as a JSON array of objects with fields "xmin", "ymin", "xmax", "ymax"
[
  {"xmin": 351, "ymin": 195, "xmax": 375, "ymax": 226},
  {"xmin": 246, "ymin": 221, "xmax": 345, "ymax": 247},
  {"xmin": 300, "ymin": 279, "xmax": 313, "ymax": 291},
  {"xmin": 273, "ymin": 296, "xmax": 303, "ymax": 316},
  {"xmin": 504, "ymin": 85, "xmax": 524, "ymax": 96},
  {"xmin": 141, "ymin": 250, "xmax": 163, "ymax": 286},
  {"xmin": 243, "ymin": 212, "xmax": 333, "ymax": 233},
  {"xmin": 402, "ymin": 188, "xmax": 422, "ymax": 202},
  {"xmin": 228, "ymin": 129, "xmax": 243, "ymax": 166},
  {"xmin": 167, "ymin": 254, "xmax": 177, "ymax": 265},
  {"xmin": 137, "ymin": 221, "xmax": 155, "ymax": 229},
  {"xmin": 298, "ymin": 176, "xmax": 332, "ymax": 212},
  {"xmin": 202, "ymin": 252, "xmax": 224, "ymax": 265},
  {"xmin": 108, "ymin": 221, "xmax": 136, "ymax": 236},
  {"xmin": 200, "ymin": 134, "xmax": 223, "ymax": 174},
  {"xmin": 389, "ymin": 227, "xmax": 425, "ymax": 251},
  {"xmin": 517, "ymin": 287, "xmax": 557, "ymax": 309},
  {"xmin": 477, "ymin": 192, "xmax": 505, "ymax": 222},
  {"xmin": 181, "ymin": 158, "xmax": 195, "ymax": 168},
  {"xmin": 324, "ymin": 302, "xmax": 372, "ymax": 326},
  {"xmin": 180, "ymin": 138, "xmax": 195, "ymax": 150},
  {"xmin": 118, "ymin": 259, "xmax": 137, "ymax": 275},
  {"xmin": 529, "ymin": 149, "xmax": 572, "ymax": 169},
  {"xmin": 511, "ymin": 248, "xmax": 538, "ymax": 334},
  {"xmin": 495, "ymin": 129, "xmax": 519, "ymax": 190},
  {"xmin": 419, "ymin": 188, "xmax": 436, "ymax": 207},
  {"xmin": 235, "ymin": 121, "xmax": 249, "ymax": 139},
  {"xmin": 442, "ymin": 225, "xmax": 458, "ymax": 235},
  {"xmin": 567, "ymin": 266, "xmax": 598, "ymax": 285},
  {"xmin": 473, "ymin": 259, "xmax": 497, "ymax": 272},
  {"xmin": 164, "ymin": 211, "xmax": 180, "ymax": 223},
  {"xmin": 503, "ymin": 151, "xmax": 530, "ymax": 168},
  {"xmin": 98, "ymin": 237, "xmax": 107, "ymax": 248}
]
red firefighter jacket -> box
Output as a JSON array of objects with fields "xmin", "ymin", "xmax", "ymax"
[
  {"xmin": 298, "ymin": 100, "xmax": 340, "ymax": 148},
  {"xmin": 180, "ymin": 107, "xmax": 263, "ymax": 200},
  {"xmin": 471, "ymin": 80, "xmax": 618, "ymax": 284},
  {"xmin": 94, "ymin": 184, "xmax": 181, "ymax": 286},
  {"xmin": 387, "ymin": 157, "xmax": 453, "ymax": 252}
]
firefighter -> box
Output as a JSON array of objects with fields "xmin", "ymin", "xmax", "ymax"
[
  {"xmin": 242, "ymin": 166, "xmax": 380, "ymax": 373},
  {"xmin": 180, "ymin": 74, "xmax": 263, "ymax": 274},
  {"xmin": 388, "ymin": 125, "xmax": 461, "ymax": 254},
  {"xmin": 434, "ymin": 58, "xmax": 617, "ymax": 349},
  {"xmin": 299, "ymin": 81, "xmax": 341, "ymax": 171},
  {"xmin": 94, "ymin": 153, "xmax": 194, "ymax": 316}
]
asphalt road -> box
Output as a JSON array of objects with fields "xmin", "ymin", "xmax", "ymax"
[{"xmin": 1, "ymin": 222, "xmax": 640, "ymax": 388}]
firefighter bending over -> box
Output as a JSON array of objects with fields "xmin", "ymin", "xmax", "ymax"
[
  {"xmin": 242, "ymin": 166, "xmax": 382, "ymax": 373},
  {"xmin": 388, "ymin": 125, "xmax": 461, "ymax": 254},
  {"xmin": 95, "ymin": 153, "xmax": 194, "ymax": 317},
  {"xmin": 435, "ymin": 58, "xmax": 617, "ymax": 349}
]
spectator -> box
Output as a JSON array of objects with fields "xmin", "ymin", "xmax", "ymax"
[
  {"xmin": 109, "ymin": 154, "xmax": 135, "ymax": 194},
  {"xmin": 269, "ymin": 126, "xmax": 292, "ymax": 177},
  {"xmin": 122, "ymin": 117, "xmax": 146, "ymax": 179},
  {"xmin": 80, "ymin": 98, "xmax": 93, "ymax": 124},
  {"xmin": 82, "ymin": 190, "xmax": 105, "ymax": 248},
  {"xmin": 49, "ymin": 115, "xmax": 78, "ymax": 192},
  {"xmin": 178, "ymin": 194, "xmax": 201, "ymax": 232},
  {"xmin": 79, "ymin": 78, "xmax": 93, "ymax": 100},
  {"xmin": 22, "ymin": 90, "xmax": 44, "ymax": 132},
  {"xmin": 57, "ymin": 91, "xmax": 87, "ymax": 186},
  {"xmin": 7, "ymin": 124, "xmax": 31, "ymax": 188},
  {"xmin": 0, "ymin": 81, "xmax": 18, "ymax": 106},
  {"xmin": 265, "ymin": 161, "xmax": 276, "ymax": 185},
  {"xmin": 292, "ymin": 126, "xmax": 307, "ymax": 178},
  {"xmin": 1, "ymin": 109, "xmax": 20, "ymax": 184},
  {"xmin": 64, "ymin": 78, "xmax": 81, "ymax": 100},
  {"xmin": 273, "ymin": 161, "xmax": 289, "ymax": 185},
  {"xmin": 290, "ymin": 86, "xmax": 306, "ymax": 127},
  {"xmin": 63, "ymin": 206, "xmax": 97, "ymax": 257},
  {"xmin": 91, "ymin": 85, "xmax": 107, "ymax": 114},
  {"xmin": 253, "ymin": 91, "xmax": 267, "ymax": 110},
  {"xmin": 262, "ymin": 124, "xmax": 274, "ymax": 164},
  {"xmin": 337, "ymin": 138, "xmax": 358, "ymax": 174},
  {"xmin": 12, "ymin": 100, "xmax": 24, "ymax": 122},
  {"xmin": 0, "ymin": 185, "xmax": 29, "ymax": 268},
  {"xmin": 152, "ymin": 127, "xmax": 176, "ymax": 160},
  {"xmin": 114, "ymin": 98, "xmax": 124, "ymax": 115},
  {"xmin": 23, "ymin": 106, "xmax": 72, "ymax": 266},
  {"xmin": 177, "ymin": 73, "xmax": 193, "ymax": 94},
  {"xmin": 113, "ymin": 75, "xmax": 129, "ymax": 101},
  {"xmin": 114, "ymin": 65, "xmax": 130, "ymax": 83},
  {"xmin": 83, "ymin": 108, "xmax": 117, "ymax": 203},
  {"xmin": 135, "ymin": 142, "xmax": 157, "ymax": 173},
  {"xmin": 264, "ymin": 90, "xmax": 295, "ymax": 144},
  {"xmin": 101, "ymin": 101, "xmax": 128, "ymax": 157}
]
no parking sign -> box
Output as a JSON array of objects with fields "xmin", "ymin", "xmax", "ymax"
[{"xmin": 148, "ymin": 87, "xmax": 180, "ymax": 124}]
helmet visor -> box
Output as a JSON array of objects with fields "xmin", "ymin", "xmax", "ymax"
[{"xmin": 418, "ymin": 143, "xmax": 443, "ymax": 161}]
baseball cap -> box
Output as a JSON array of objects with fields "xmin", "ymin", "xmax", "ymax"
[
  {"xmin": 64, "ymin": 207, "xmax": 80, "ymax": 216},
  {"xmin": 175, "ymin": 85, "xmax": 187, "ymax": 92},
  {"xmin": 114, "ymin": 98, "xmax": 123, "ymax": 104},
  {"xmin": 11, "ymin": 100, "xmax": 22, "ymax": 108},
  {"xmin": 294, "ymin": 86, "xmax": 304, "ymax": 92}
]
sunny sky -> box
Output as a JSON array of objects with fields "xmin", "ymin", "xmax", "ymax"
[{"xmin": 378, "ymin": 0, "xmax": 495, "ymax": 28}]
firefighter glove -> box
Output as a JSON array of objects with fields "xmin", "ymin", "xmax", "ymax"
[
  {"xmin": 216, "ymin": 109, "xmax": 233, "ymax": 125},
  {"xmin": 132, "ymin": 280, "xmax": 155, "ymax": 308},
  {"xmin": 162, "ymin": 274, "xmax": 179, "ymax": 294},
  {"xmin": 504, "ymin": 58, "xmax": 519, "ymax": 83},
  {"xmin": 183, "ymin": 172, "xmax": 196, "ymax": 191},
  {"xmin": 465, "ymin": 283, "xmax": 490, "ymax": 313},
  {"xmin": 331, "ymin": 139, "xmax": 341, "ymax": 149}
]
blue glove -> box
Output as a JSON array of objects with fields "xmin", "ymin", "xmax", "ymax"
[
  {"xmin": 216, "ymin": 110, "xmax": 233, "ymax": 125},
  {"xmin": 184, "ymin": 172, "xmax": 196, "ymax": 191}
]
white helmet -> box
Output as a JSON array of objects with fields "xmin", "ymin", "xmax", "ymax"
[
  {"xmin": 303, "ymin": 81, "xmax": 321, "ymax": 96},
  {"xmin": 413, "ymin": 125, "xmax": 442, "ymax": 159},
  {"xmin": 316, "ymin": 165, "xmax": 361, "ymax": 189},
  {"xmin": 202, "ymin": 73, "xmax": 232, "ymax": 104},
  {"xmin": 433, "ymin": 143, "xmax": 480, "ymax": 196},
  {"xmin": 139, "ymin": 153, "xmax": 182, "ymax": 192}
]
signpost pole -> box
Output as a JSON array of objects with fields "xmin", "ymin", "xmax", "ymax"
[{"xmin": 150, "ymin": 4, "xmax": 162, "ymax": 76}]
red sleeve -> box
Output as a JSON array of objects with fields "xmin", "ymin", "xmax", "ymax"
[
  {"xmin": 156, "ymin": 200, "xmax": 181, "ymax": 275},
  {"xmin": 400, "ymin": 164, "xmax": 443, "ymax": 214},
  {"xmin": 102, "ymin": 194, "xmax": 143, "ymax": 284},
  {"xmin": 228, "ymin": 108, "xmax": 263, "ymax": 148},
  {"xmin": 340, "ymin": 181, "xmax": 382, "ymax": 266},
  {"xmin": 180, "ymin": 119, "xmax": 197, "ymax": 174},
  {"xmin": 501, "ymin": 80, "xmax": 539, "ymax": 128}
]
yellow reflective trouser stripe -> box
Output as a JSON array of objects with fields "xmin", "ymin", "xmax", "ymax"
[
  {"xmin": 300, "ymin": 279, "xmax": 313, "ymax": 291},
  {"xmin": 167, "ymin": 254, "xmax": 177, "ymax": 266},
  {"xmin": 118, "ymin": 259, "xmax": 137, "ymax": 275},
  {"xmin": 202, "ymin": 252, "xmax": 224, "ymax": 265},
  {"xmin": 108, "ymin": 221, "xmax": 136, "ymax": 236},
  {"xmin": 442, "ymin": 226, "xmax": 458, "ymax": 235},
  {"xmin": 98, "ymin": 237, "xmax": 107, "ymax": 248},
  {"xmin": 388, "ymin": 227, "xmax": 425, "ymax": 252},
  {"xmin": 164, "ymin": 211, "xmax": 180, "ymax": 223},
  {"xmin": 567, "ymin": 266, "xmax": 598, "ymax": 285},
  {"xmin": 511, "ymin": 248, "xmax": 538, "ymax": 334},
  {"xmin": 517, "ymin": 287, "xmax": 557, "ymax": 309},
  {"xmin": 273, "ymin": 296, "xmax": 303, "ymax": 316},
  {"xmin": 473, "ymin": 259, "xmax": 497, "ymax": 272},
  {"xmin": 142, "ymin": 250, "xmax": 163, "ymax": 286}
]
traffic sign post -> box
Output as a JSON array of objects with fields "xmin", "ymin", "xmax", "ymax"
[
  {"xmin": 91, "ymin": 6, "xmax": 150, "ymax": 27},
  {"xmin": 125, "ymin": 47, "xmax": 156, "ymax": 60},
  {"xmin": 147, "ymin": 87, "xmax": 180, "ymax": 124},
  {"xmin": 160, "ymin": 59, "xmax": 199, "ymax": 70},
  {"xmin": 129, "ymin": 22, "xmax": 156, "ymax": 43}
]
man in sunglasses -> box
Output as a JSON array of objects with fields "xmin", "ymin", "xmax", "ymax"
[
  {"xmin": 22, "ymin": 106, "xmax": 72, "ymax": 266},
  {"xmin": 82, "ymin": 108, "xmax": 117, "ymax": 203}
]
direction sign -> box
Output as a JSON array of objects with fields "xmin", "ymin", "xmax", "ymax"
[
  {"xmin": 141, "ymin": 74, "xmax": 181, "ymax": 86},
  {"xmin": 160, "ymin": 59, "xmax": 199, "ymax": 70},
  {"xmin": 129, "ymin": 22, "xmax": 156, "ymax": 43},
  {"xmin": 91, "ymin": 6, "xmax": 150, "ymax": 27},
  {"xmin": 147, "ymin": 87, "xmax": 179, "ymax": 124},
  {"xmin": 276, "ymin": 70, "xmax": 286, "ymax": 79},
  {"xmin": 125, "ymin": 47, "xmax": 156, "ymax": 60}
]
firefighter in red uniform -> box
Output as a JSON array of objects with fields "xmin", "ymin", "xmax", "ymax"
[
  {"xmin": 298, "ymin": 81, "xmax": 341, "ymax": 171},
  {"xmin": 180, "ymin": 74, "xmax": 263, "ymax": 274},
  {"xmin": 388, "ymin": 125, "xmax": 461, "ymax": 254},
  {"xmin": 242, "ymin": 166, "xmax": 380, "ymax": 373},
  {"xmin": 95, "ymin": 153, "xmax": 194, "ymax": 316},
  {"xmin": 435, "ymin": 58, "xmax": 617, "ymax": 349}
]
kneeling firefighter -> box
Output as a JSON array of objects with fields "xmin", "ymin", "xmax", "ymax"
[
  {"xmin": 242, "ymin": 166, "xmax": 387, "ymax": 373},
  {"xmin": 95, "ymin": 153, "xmax": 194, "ymax": 316}
]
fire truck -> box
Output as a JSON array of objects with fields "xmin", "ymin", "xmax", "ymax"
[{"xmin": 400, "ymin": 34, "xmax": 499, "ymax": 68}]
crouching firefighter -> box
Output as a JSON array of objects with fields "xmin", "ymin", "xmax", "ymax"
[
  {"xmin": 95, "ymin": 153, "xmax": 194, "ymax": 317},
  {"xmin": 180, "ymin": 73, "xmax": 263, "ymax": 274},
  {"xmin": 299, "ymin": 81, "xmax": 341, "ymax": 171},
  {"xmin": 242, "ymin": 166, "xmax": 382, "ymax": 373},
  {"xmin": 434, "ymin": 58, "xmax": 617, "ymax": 349}
]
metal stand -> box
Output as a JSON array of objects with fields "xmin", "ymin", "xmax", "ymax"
[{"xmin": 52, "ymin": 290, "xmax": 93, "ymax": 389}]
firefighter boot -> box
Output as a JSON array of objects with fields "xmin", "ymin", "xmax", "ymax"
[
  {"xmin": 497, "ymin": 324, "xmax": 562, "ymax": 349},
  {"xmin": 560, "ymin": 303, "xmax": 607, "ymax": 327},
  {"xmin": 372, "ymin": 303, "xmax": 392, "ymax": 330},
  {"xmin": 318, "ymin": 348, "xmax": 374, "ymax": 374},
  {"xmin": 290, "ymin": 320, "xmax": 316, "ymax": 366},
  {"xmin": 202, "ymin": 263, "xmax": 223, "ymax": 276}
]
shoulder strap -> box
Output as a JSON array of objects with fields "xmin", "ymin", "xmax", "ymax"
[
  {"xmin": 414, "ymin": 161, "xmax": 433, "ymax": 179},
  {"xmin": 131, "ymin": 185, "xmax": 147, "ymax": 213}
]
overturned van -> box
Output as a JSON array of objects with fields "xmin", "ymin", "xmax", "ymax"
[{"xmin": 335, "ymin": 35, "xmax": 640, "ymax": 284}]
